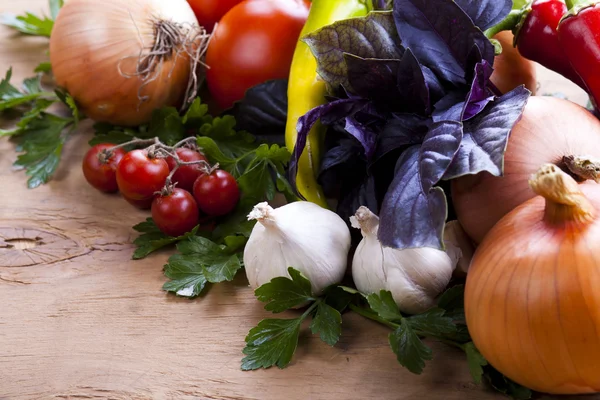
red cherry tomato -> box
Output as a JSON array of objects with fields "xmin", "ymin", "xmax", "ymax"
[
  {"xmin": 116, "ymin": 149, "xmax": 170, "ymax": 200},
  {"xmin": 165, "ymin": 148, "xmax": 208, "ymax": 192},
  {"xmin": 152, "ymin": 188, "xmax": 200, "ymax": 237},
  {"xmin": 187, "ymin": 0, "xmax": 244, "ymax": 32},
  {"xmin": 82, "ymin": 144, "xmax": 126, "ymax": 193},
  {"xmin": 124, "ymin": 195, "xmax": 154, "ymax": 210},
  {"xmin": 193, "ymin": 169, "xmax": 240, "ymax": 216},
  {"xmin": 206, "ymin": 0, "xmax": 309, "ymax": 109}
]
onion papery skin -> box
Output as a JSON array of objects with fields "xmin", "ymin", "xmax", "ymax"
[
  {"xmin": 452, "ymin": 96, "xmax": 600, "ymax": 244},
  {"xmin": 49, "ymin": 0, "xmax": 198, "ymax": 126},
  {"xmin": 465, "ymin": 183, "xmax": 600, "ymax": 394}
]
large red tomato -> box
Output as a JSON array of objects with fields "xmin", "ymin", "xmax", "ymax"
[
  {"xmin": 205, "ymin": 0, "xmax": 310, "ymax": 110},
  {"xmin": 187, "ymin": 0, "xmax": 244, "ymax": 32}
]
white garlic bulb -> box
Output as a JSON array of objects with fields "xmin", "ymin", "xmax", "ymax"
[
  {"xmin": 244, "ymin": 201, "xmax": 351, "ymax": 295},
  {"xmin": 351, "ymin": 206, "xmax": 459, "ymax": 314}
]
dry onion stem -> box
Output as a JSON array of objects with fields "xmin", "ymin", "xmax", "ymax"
[{"xmin": 118, "ymin": 14, "xmax": 212, "ymax": 111}]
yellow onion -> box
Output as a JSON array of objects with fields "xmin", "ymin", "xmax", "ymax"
[
  {"xmin": 50, "ymin": 0, "xmax": 208, "ymax": 126},
  {"xmin": 452, "ymin": 96, "xmax": 600, "ymax": 243},
  {"xmin": 465, "ymin": 164, "xmax": 600, "ymax": 394}
]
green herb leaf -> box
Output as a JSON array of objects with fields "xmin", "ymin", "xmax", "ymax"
[
  {"xmin": 162, "ymin": 254, "xmax": 208, "ymax": 297},
  {"xmin": 255, "ymin": 267, "xmax": 315, "ymax": 313},
  {"xmin": 132, "ymin": 218, "xmax": 198, "ymax": 260},
  {"xmin": 182, "ymin": 97, "xmax": 211, "ymax": 128},
  {"xmin": 90, "ymin": 123, "xmax": 139, "ymax": 146},
  {"xmin": 55, "ymin": 89, "xmax": 80, "ymax": 124},
  {"xmin": 1, "ymin": 12, "xmax": 54, "ymax": 37},
  {"xmin": 241, "ymin": 318, "xmax": 302, "ymax": 370},
  {"xmin": 389, "ymin": 319, "xmax": 433, "ymax": 374},
  {"xmin": 148, "ymin": 107, "xmax": 185, "ymax": 145},
  {"xmin": 34, "ymin": 62, "xmax": 52, "ymax": 73},
  {"xmin": 196, "ymin": 136, "xmax": 240, "ymax": 174},
  {"xmin": 324, "ymin": 285, "xmax": 359, "ymax": 313},
  {"xmin": 366, "ymin": 290, "xmax": 403, "ymax": 322},
  {"xmin": 406, "ymin": 307, "xmax": 457, "ymax": 337},
  {"xmin": 13, "ymin": 113, "xmax": 72, "ymax": 188},
  {"xmin": 0, "ymin": 70, "xmax": 51, "ymax": 111},
  {"xmin": 483, "ymin": 365, "xmax": 533, "ymax": 400},
  {"xmin": 464, "ymin": 342, "xmax": 488, "ymax": 384},
  {"xmin": 211, "ymin": 198, "xmax": 257, "ymax": 241},
  {"xmin": 237, "ymin": 144, "xmax": 291, "ymax": 202},
  {"xmin": 437, "ymin": 284, "xmax": 466, "ymax": 320},
  {"xmin": 199, "ymin": 115, "xmax": 256, "ymax": 158},
  {"xmin": 176, "ymin": 236, "xmax": 243, "ymax": 283},
  {"xmin": 49, "ymin": 0, "xmax": 64, "ymax": 20},
  {"xmin": 310, "ymin": 302, "xmax": 342, "ymax": 346}
]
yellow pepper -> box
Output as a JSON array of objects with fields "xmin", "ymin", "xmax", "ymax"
[{"xmin": 285, "ymin": 0, "xmax": 371, "ymax": 208}]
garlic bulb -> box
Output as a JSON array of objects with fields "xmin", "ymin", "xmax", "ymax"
[
  {"xmin": 443, "ymin": 220, "xmax": 475, "ymax": 276},
  {"xmin": 351, "ymin": 207, "xmax": 459, "ymax": 314},
  {"xmin": 244, "ymin": 201, "xmax": 351, "ymax": 295}
]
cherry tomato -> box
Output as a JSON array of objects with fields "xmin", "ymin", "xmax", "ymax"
[
  {"xmin": 187, "ymin": 0, "xmax": 244, "ymax": 32},
  {"xmin": 82, "ymin": 144, "xmax": 126, "ymax": 193},
  {"xmin": 165, "ymin": 148, "xmax": 208, "ymax": 192},
  {"xmin": 193, "ymin": 169, "xmax": 240, "ymax": 216},
  {"xmin": 206, "ymin": 0, "xmax": 309, "ymax": 110},
  {"xmin": 116, "ymin": 149, "xmax": 170, "ymax": 200},
  {"xmin": 124, "ymin": 195, "xmax": 154, "ymax": 210},
  {"xmin": 152, "ymin": 188, "xmax": 200, "ymax": 237}
]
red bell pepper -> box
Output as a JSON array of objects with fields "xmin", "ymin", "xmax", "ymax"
[
  {"xmin": 558, "ymin": 0, "xmax": 600, "ymax": 104},
  {"xmin": 515, "ymin": 0, "xmax": 586, "ymax": 89}
]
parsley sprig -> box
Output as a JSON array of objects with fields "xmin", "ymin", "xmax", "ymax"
[{"xmin": 241, "ymin": 268, "xmax": 345, "ymax": 370}]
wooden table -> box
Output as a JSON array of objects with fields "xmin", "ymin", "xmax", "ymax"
[{"xmin": 0, "ymin": 1, "xmax": 594, "ymax": 399}]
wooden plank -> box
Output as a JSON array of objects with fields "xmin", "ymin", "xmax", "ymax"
[{"xmin": 0, "ymin": 1, "xmax": 594, "ymax": 399}]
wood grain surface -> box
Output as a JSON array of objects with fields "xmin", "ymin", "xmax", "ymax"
[{"xmin": 0, "ymin": 1, "xmax": 596, "ymax": 399}]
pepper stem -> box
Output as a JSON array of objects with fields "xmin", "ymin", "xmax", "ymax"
[
  {"xmin": 529, "ymin": 164, "xmax": 595, "ymax": 225},
  {"xmin": 484, "ymin": 10, "xmax": 524, "ymax": 39},
  {"xmin": 564, "ymin": 0, "xmax": 598, "ymax": 14}
]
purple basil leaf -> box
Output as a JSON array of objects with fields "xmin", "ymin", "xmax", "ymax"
[
  {"xmin": 443, "ymin": 86, "xmax": 531, "ymax": 180},
  {"xmin": 345, "ymin": 116, "xmax": 378, "ymax": 160},
  {"xmin": 375, "ymin": 115, "xmax": 430, "ymax": 160},
  {"xmin": 463, "ymin": 60, "xmax": 495, "ymax": 120},
  {"xmin": 453, "ymin": 0, "xmax": 513, "ymax": 31},
  {"xmin": 393, "ymin": 0, "xmax": 495, "ymax": 85},
  {"xmin": 422, "ymin": 65, "xmax": 446, "ymax": 105},
  {"xmin": 433, "ymin": 61, "xmax": 495, "ymax": 122},
  {"xmin": 396, "ymin": 48, "xmax": 430, "ymax": 114},
  {"xmin": 378, "ymin": 121, "xmax": 463, "ymax": 249},
  {"xmin": 345, "ymin": 55, "xmax": 402, "ymax": 109},
  {"xmin": 228, "ymin": 79, "xmax": 288, "ymax": 142},
  {"xmin": 433, "ymin": 92, "xmax": 466, "ymax": 122},
  {"xmin": 289, "ymin": 98, "xmax": 369, "ymax": 191},
  {"xmin": 303, "ymin": 11, "xmax": 402, "ymax": 91}
]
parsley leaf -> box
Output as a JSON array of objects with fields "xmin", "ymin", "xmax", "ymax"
[
  {"xmin": 13, "ymin": 113, "xmax": 72, "ymax": 188},
  {"xmin": 55, "ymin": 89, "xmax": 80, "ymax": 125},
  {"xmin": 310, "ymin": 302, "xmax": 342, "ymax": 346},
  {"xmin": 0, "ymin": 70, "xmax": 53, "ymax": 112},
  {"xmin": 389, "ymin": 319, "xmax": 433, "ymax": 374},
  {"xmin": 366, "ymin": 290, "xmax": 403, "ymax": 322},
  {"xmin": 237, "ymin": 144, "xmax": 291, "ymax": 202},
  {"xmin": 483, "ymin": 365, "xmax": 533, "ymax": 400},
  {"xmin": 148, "ymin": 107, "xmax": 185, "ymax": 145},
  {"xmin": 1, "ymin": 0, "xmax": 62, "ymax": 36},
  {"xmin": 162, "ymin": 254, "xmax": 208, "ymax": 297},
  {"xmin": 255, "ymin": 267, "xmax": 315, "ymax": 313},
  {"xmin": 132, "ymin": 218, "xmax": 199, "ymax": 260},
  {"xmin": 464, "ymin": 342, "xmax": 487, "ymax": 384},
  {"xmin": 1, "ymin": 12, "xmax": 54, "ymax": 37},
  {"xmin": 437, "ymin": 284, "xmax": 466, "ymax": 320},
  {"xmin": 241, "ymin": 318, "xmax": 302, "ymax": 370},
  {"xmin": 162, "ymin": 235, "xmax": 245, "ymax": 297},
  {"xmin": 89, "ymin": 122, "xmax": 140, "ymax": 146},
  {"xmin": 182, "ymin": 97, "xmax": 212, "ymax": 128},
  {"xmin": 199, "ymin": 115, "xmax": 256, "ymax": 158},
  {"xmin": 405, "ymin": 307, "xmax": 457, "ymax": 337},
  {"xmin": 34, "ymin": 62, "xmax": 52, "ymax": 74}
]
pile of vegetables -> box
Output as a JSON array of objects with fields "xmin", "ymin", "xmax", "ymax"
[{"xmin": 5, "ymin": 0, "xmax": 600, "ymax": 397}]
